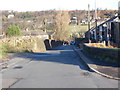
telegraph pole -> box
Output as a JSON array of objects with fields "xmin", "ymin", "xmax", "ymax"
[
  {"xmin": 95, "ymin": 0, "xmax": 98, "ymax": 43},
  {"xmin": 88, "ymin": 4, "xmax": 91, "ymax": 43},
  {"xmin": 0, "ymin": 10, "xmax": 2, "ymax": 36},
  {"xmin": 118, "ymin": 1, "xmax": 120, "ymax": 48}
]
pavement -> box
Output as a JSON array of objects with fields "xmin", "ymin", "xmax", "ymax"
[
  {"xmin": 1, "ymin": 45, "xmax": 119, "ymax": 88},
  {"xmin": 73, "ymin": 47, "xmax": 120, "ymax": 80}
]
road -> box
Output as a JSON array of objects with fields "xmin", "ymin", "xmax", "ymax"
[{"xmin": 1, "ymin": 45, "xmax": 119, "ymax": 88}]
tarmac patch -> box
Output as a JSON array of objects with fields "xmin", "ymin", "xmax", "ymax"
[
  {"xmin": 13, "ymin": 66, "xmax": 23, "ymax": 69},
  {"xmin": 80, "ymin": 72, "xmax": 90, "ymax": 77}
]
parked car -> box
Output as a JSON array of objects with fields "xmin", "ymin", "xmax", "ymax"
[
  {"xmin": 70, "ymin": 40, "xmax": 75, "ymax": 45},
  {"xmin": 64, "ymin": 41, "xmax": 69, "ymax": 45}
]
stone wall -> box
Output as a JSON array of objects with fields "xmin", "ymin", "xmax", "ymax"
[
  {"xmin": 82, "ymin": 44, "xmax": 119, "ymax": 64},
  {"xmin": 110, "ymin": 22, "xmax": 120, "ymax": 48},
  {"xmin": 1, "ymin": 36, "xmax": 46, "ymax": 53},
  {"xmin": 44, "ymin": 39, "xmax": 63, "ymax": 50}
]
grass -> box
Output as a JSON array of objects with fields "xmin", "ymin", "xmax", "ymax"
[
  {"xmin": 0, "ymin": 43, "xmax": 7, "ymax": 59},
  {"xmin": 69, "ymin": 25, "xmax": 88, "ymax": 38},
  {"xmin": 69, "ymin": 25, "xmax": 88, "ymax": 33}
]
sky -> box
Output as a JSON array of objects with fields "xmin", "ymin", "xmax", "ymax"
[{"xmin": 0, "ymin": 0, "xmax": 119, "ymax": 11}]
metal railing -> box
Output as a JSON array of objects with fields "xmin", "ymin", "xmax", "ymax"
[{"xmin": 86, "ymin": 15, "xmax": 120, "ymax": 45}]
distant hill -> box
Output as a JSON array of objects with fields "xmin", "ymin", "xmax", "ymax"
[{"xmin": 1, "ymin": 10, "xmax": 117, "ymax": 33}]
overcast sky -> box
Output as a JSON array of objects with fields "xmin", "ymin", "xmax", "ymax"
[{"xmin": 0, "ymin": 0, "xmax": 119, "ymax": 11}]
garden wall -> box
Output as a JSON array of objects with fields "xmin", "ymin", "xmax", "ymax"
[{"xmin": 82, "ymin": 44, "xmax": 119, "ymax": 64}]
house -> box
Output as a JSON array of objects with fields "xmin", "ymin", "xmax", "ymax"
[
  {"xmin": 8, "ymin": 14, "xmax": 14, "ymax": 19},
  {"xmin": 81, "ymin": 20, "xmax": 87, "ymax": 25},
  {"xmin": 85, "ymin": 15, "xmax": 120, "ymax": 47},
  {"xmin": 70, "ymin": 17, "xmax": 77, "ymax": 24},
  {"xmin": 22, "ymin": 30, "xmax": 49, "ymax": 40}
]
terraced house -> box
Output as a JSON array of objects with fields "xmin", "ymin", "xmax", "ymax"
[{"xmin": 85, "ymin": 15, "xmax": 120, "ymax": 47}]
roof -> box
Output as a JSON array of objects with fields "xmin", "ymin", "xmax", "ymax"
[
  {"xmin": 90, "ymin": 15, "xmax": 120, "ymax": 31},
  {"xmin": 46, "ymin": 32, "xmax": 54, "ymax": 35},
  {"xmin": 110, "ymin": 21, "xmax": 120, "ymax": 23},
  {"xmin": 22, "ymin": 30, "xmax": 48, "ymax": 36}
]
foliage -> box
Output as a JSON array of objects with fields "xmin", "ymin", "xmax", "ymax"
[
  {"xmin": 2, "ymin": 10, "xmax": 117, "ymax": 39},
  {"xmin": 86, "ymin": 43, "xmax": 116, "ymax": 48},
  {"xmin": 6, "ymin": 25, "xmax": 22, "ymax": 37},
  {"xmin": 53, "ymin": 11, "xmax": 70, "ymax": 41},
  {"xmin": 0, "ymin": 43, "xmax": 6, "ymax": 58},
  {"xmin": 69, "ymin": 25, "xmax": 87, "ymax": 39},
  {"xmin": 19, "ymin": 12, "xmax": 34, "ymax": 19}
]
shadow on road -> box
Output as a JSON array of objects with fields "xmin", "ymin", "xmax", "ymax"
[{"xmin": 9, "ymin": 45, "xmax": 92, "ymax": 72}]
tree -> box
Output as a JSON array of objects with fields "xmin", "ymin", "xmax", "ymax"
[
  {"xmin": 53, "ymin": 11, "xmax": 70, "ymax": 41},
  {"xmin": 6, "ymin": 25, "xmax": 22, "ymax": 37},
  {"xmin": 71, "ymin": 31, "xmax": 85, "ymax": 39}
]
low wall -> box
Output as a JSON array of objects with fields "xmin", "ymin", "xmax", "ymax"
[
  {"xmin": 82, "ymin": 44, "xmax": 119, "ymax": 64},
  {"xmin": 44, "ymin": 39, "xmax": 63, "ymax": 50}
]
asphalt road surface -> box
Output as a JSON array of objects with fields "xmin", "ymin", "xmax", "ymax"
[{"xmin": 1, "ymin": 45, "xmax": 119, "ymax": 88}]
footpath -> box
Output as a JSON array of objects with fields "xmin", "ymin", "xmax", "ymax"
[{"xmin": 74, "ymin": 47, "xmax": 120, "ymax": 80}]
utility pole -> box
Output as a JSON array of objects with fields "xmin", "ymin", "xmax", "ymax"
[
  {"xmin": 88, "ymin": 4, "xmax": 91, "ymax": 43},
  {"xmin": 95, "ymin": 0, "xmax": 98, "ymax": 43},
  {"xmin": 43, "ymin": 11, "xmax": 47, "ymax": 32},
  {"xmin": 0, "ymin": 10, "xmax": 2, "ymax": 36},
  {"xmin": 118, "ymin": 1, "xmax": 120, "ymax": 19}
]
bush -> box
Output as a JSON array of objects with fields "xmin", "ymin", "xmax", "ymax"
[{"xmin": 6, "ymin": 25, "xmax": 22, "ymax": 37}]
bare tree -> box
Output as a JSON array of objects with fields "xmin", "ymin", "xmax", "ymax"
[{"xmin": 53, "ymin": 11, "xmax": 70, "ymax": 41}]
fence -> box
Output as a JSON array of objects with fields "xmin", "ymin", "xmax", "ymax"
[{"xmin": 85, "ymin": 15, "xmax": 120, "ymax": 47}]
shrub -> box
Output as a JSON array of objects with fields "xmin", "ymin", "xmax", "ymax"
[{"xmin": 6, "ymin": 25, "xmax": 22, "ymax": 37}]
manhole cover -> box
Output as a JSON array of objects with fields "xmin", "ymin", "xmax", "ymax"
[
  {"xmin": 13, "ymin": 66, "xmax": 23, "ymax": 69},
  {"xmin": 81, "ymin": 72, "xmax": 90, "ymax": 76}
]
